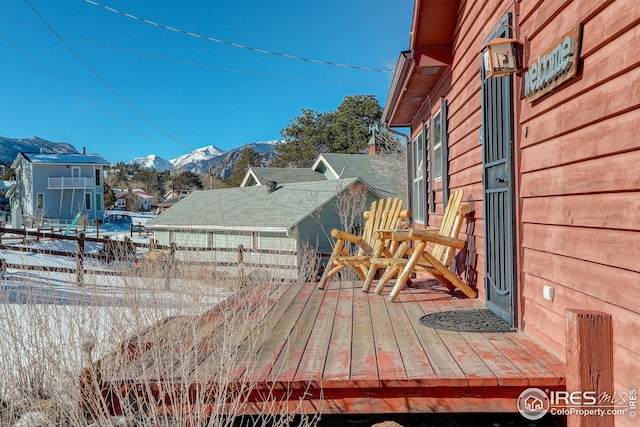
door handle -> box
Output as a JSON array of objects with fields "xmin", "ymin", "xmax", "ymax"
[{"xmin": 495, "ymin": 177, "xmax": 507, "ymax": 183}]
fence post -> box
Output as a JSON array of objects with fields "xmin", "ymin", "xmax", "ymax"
[
  {"xmin": 237, "ymin": 244, "xmax": 245, "ymax": 285},
  {"xmin": 77, "ymin": 232, "xmax": 85, "ymax": 286},
  {"xmin": 165, "ymin": 243, "xmax": 176, "ymax": 290},
  {"xmin": 95, "ymin": 218, "xmax": 100, "ymax": 239},
  {"xmin": 566, "ymin": 310, "xmax": 614, "ymax": 427}
]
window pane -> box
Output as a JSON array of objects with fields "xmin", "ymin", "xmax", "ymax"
[
  {"xmin": 85, "ymin": 193, "xmax": 91, "ymax": 210},
  {"xmin": 96, "ymin": 194, "xmax": 102, "ymax": 211},
  {"xmin": 37, "ymin": 194, "xmax": 44, "ymax": 209},
  {"xmin": 433, "ymin": 109, "xmax": 443, "ymax": 180},
  {"xmin": 414, "ymin": 132, "xmax": 424, "ymax": 174},
  {"xmin": 95, "ymin": 168, "xmax": 101, "ymax": 186},
  {"xmin": 412, "ymin": 179, "xmax": 424, "ymax": 223},
  {"xmin": 434, "ymin": 146, "xmax": 442, "ymax": 179}
]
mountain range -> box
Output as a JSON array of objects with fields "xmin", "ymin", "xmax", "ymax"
[
  {"xmin": 0, "ymin": 136, "xmax": 78, "ymax": 161},
  {"xmin": 129, "ymin": 141, "xmax": 279, "ymax": 178},
  {"xmin": 0, "ymin": 136, "xmax": 279, "ymax": 179}
]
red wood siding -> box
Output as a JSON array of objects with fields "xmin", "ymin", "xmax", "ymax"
[
  {"xmin": 401, "ymin": 1, "xmax": 638, "ymax": 423},
  {"xmin": 518, "ymin": 1, "xmax": 640, "ymax": 422}
]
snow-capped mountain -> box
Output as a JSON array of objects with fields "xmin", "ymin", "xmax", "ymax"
[
  {"xmin": 127, "ymin": 141, "xmax": 280, "ymax": 177},
  {"xmin": 129, "ymin": 154, "xmax": 173, "ymax": 171},
  {"xmin": 0, "ymin": 136, "xmax": 78, "ymax": 162},
  {"xmin": 170, "ymin": 145, "xmax": 226, "ymax": 175}
]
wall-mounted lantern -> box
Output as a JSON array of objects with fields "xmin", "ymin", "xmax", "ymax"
[{"xmin": 482, "ymin": 24, "xmax": 523, "ymax": 78}]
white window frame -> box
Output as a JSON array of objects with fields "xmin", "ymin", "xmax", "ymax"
[
  {"xmin": 412, "ymin": 131, "xmax": 425, "ymax": 224},
  {"xmin": 432, "ymin": 108, "xmax": 443, "ymax": 182},
  {"xmin": 72, "ymin": 166, "xmax": 81, "ymax": 178}
]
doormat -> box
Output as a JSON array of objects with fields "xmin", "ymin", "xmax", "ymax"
[{"xmin": 418, "ymin": 309, "xmax": 514, "ymax": 332}]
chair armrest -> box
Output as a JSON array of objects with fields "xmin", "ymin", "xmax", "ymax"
[
  {"xmin": 396, "ymin": 228, "xmax": 465, "ymax": 249},
  {"xmin": 331, "ymin": 229, "xmax": 366, "ymax": 246}
]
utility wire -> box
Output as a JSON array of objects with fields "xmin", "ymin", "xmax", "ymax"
[
  {"xmin": 0, "ymin": 31, "xmax": 174, "ymax": 156},
  {"xmin": 84, "ymin": 0, "xmax": 392, "ymax": 74},
  {"xmin": 0, "ymin": 16, "xmax": 387, "ymax": 88},
  {"xmin": 23, "ymin": 0, "xmax": 193, "ymax": 153}
]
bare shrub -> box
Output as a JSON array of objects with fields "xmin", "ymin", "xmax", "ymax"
[
  {"xmin": 0, "ymin": 237, "xmax": 321, "ymax": 426},
  {"xmin": 333, "ymin": 182, "xmax": 369, "ymax": 281}
]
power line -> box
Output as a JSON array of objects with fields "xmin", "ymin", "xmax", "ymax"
[
  {"xmin": 0, "ymin": 31, "xmax": 173, "ymax": 156},
  {"xmin": 84, "ymin": 0, "xmax": 393, "ymax": 74},
  {"xmin": 23, "ymin": 0, "xmax": 194, "ymax": 153},
  {"xmin": 0, "ymin": 16, "xmax": 387, "ymax": 88}
]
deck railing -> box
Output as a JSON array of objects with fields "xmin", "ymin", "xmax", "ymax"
[{"xmin": 47, "ymin": 177, "xmax": 93, "ymax": 189}]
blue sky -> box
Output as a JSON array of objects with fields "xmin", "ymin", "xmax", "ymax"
[{"xmin": 0, "ymin": 0, "xmax": 413, "ymax": 164}]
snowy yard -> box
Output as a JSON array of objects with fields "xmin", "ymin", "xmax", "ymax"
[{"xmin": 0, "ymin": 214, "xmax": 232, "ymax": 425}]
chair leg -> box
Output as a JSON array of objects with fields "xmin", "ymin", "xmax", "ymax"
[
  {"xmin": 362, "ymin": 239, "xmax": 386, "ymax": 292},
  {"xmin": 362, "ymin": 265, "xmax": 375, "ymax": 292},
  {"xmin": 374, "ymin": 265, "xmax": 401, "ymax": 294},
  {"xmin": 318, "ymin": 239, "xmax": 344, "ymax": 290},
  {"xmin": 388, "ymin": 241, "xmax": 427, "ymax": 302},
  {"xmin": 375, "ymin": 241, "xmax": 410, "ymax": 295},
  {"xmin": 420, "ymin": 250, "xmax": 478, "ymax": 298}
]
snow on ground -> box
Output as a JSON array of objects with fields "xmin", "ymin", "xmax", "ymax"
[{"xmin": 0, "ymin": 214, "xmax": 230, "ymax": 401}]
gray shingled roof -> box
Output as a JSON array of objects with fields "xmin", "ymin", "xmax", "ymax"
[
  {"xmin": 147, "ymin": 177, "xmax": 377, "ymax": 232},
  {"xmin": 314, "ymin": 153, "xmax": 405, "ymax": 198},
  {"xmin": 18, "ymin": 152, "xmax": 110, "ymax": 165},
  {"xmin": 248, "ymin": 167, "xmax": 326, "ymax": 185}
]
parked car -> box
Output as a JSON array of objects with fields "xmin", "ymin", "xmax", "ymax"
[
  {"xmin": 0, "ymin": 198, "xmax": 10, "ymax": 212},
  {"xmin": 102, "ymin": 214, "xmax": 132, "ymax": 226}
]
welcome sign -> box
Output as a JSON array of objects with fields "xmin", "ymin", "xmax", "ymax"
[{"xmin": 524, "ymin": 26, "xmax": 582, "ymax": 103}]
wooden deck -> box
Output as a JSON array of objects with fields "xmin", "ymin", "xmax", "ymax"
[{"xmin": 85, "ymin": 280, "xmax": 565, "ymax": 416}]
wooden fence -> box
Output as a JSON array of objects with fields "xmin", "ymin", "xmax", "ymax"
[{"xmin": 0, "ymin": 227, "xmax": 320, "ymax": 286}]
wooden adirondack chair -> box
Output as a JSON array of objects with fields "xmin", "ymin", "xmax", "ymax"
[
  {"xmin": 318, "ymin": 197, "xmax": 410, "ymax": 291},
  {"xmin": 370, "ymin": 190, "xmax": 477, "ymax": 301}
]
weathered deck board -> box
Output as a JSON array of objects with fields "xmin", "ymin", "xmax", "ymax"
[
  {"xmin": 369, "ymin": 287, "xmax": 406, "ymax": 383},
  {"xmin": 349, "ymin": 282, "xmax": 379, "ymax": 388},
  {"xmin": 292, "ymin": 285, "xmax": 339, "ymax": 388},
  {"xmin": 92, "ymin": 280, "xmax": 566, "ymax": 416},
  {"xmin": 321, "ymin": 282, "xmax": 356, "ymax": 387},
  {"xmin": 244, "ymin": 282, "xmax": 315, "ymax": 382}
]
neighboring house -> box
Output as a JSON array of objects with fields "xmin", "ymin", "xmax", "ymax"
[
  {"xmin": 10, "ymin": 152, "xmax": 110, "ymax": 227},
  {"xmin": 384, "ymin": 0, "xmax": 639, "ymax": 413},
  {"xmin": 241, "ymin": 152, "xmax": 406, "ymax": 200},
  {"xmin": 146, "ymin": 178, "xmax": 383, "ymax": 280},
  {"xmin": 312, "ymin": 153, "xmax": 406, "ymax": 199},
  {"xmin": 154, "ymin": 196, "xmax": 184, "ymax": 214},
  {"xmin": 114, "ymin": 188, "xmax": 153, "ymax": 212},
  {"xmin": 240, "ymin": 167, "xmax": 325, "ymax": 187},
  {"xmin": 163, "ymin": 189, "xmax": 190, "ymax": 200}
]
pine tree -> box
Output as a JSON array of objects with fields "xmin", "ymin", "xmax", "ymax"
[
  {"xmin": 226, "ymin": 146, "xmax": 263, "ymax": 187},
  {"xmin": 274, "ymin": 94, "xmax": 383, "ymax": 167}
]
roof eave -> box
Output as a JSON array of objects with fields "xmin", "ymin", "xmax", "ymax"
[{"xmin": 382, "ymin": 51, "xmax": 414, "ymax": 126}]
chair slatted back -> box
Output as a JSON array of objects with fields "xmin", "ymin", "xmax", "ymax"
[
  {"xmin": 432, "ymin": 190, "xmax": 468, "ymax": 265},
  {"xmin": 359, "ymin": 198, "xmax": 408, "ymax": 255}
]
